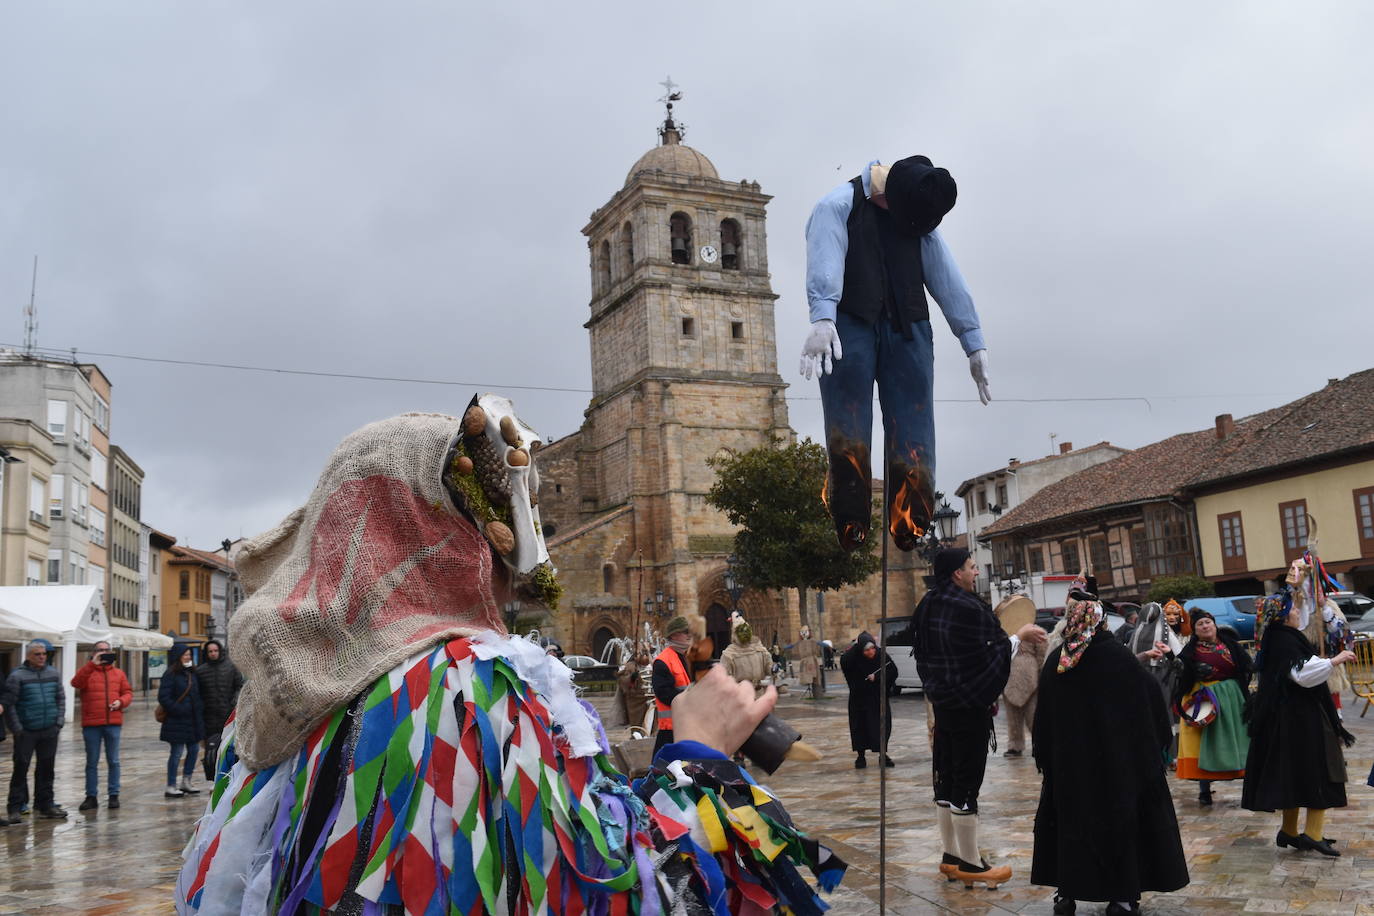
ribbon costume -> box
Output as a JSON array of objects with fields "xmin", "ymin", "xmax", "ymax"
[{"xmin": 176, "ymin": 403, "xmax": 845, "ymax": 915}]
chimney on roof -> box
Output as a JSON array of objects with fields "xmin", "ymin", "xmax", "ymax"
[
  {"xmin": 1058, "ymin": 441, "xmax": 1073, "ymax": 454},
  {"xmin": 1215, "ymin": 413, "xmax": 1235, "ymax": 440},
  {"xmin": 1328, "ymin": 378, "xmax": 1338, "ymax": 386}
]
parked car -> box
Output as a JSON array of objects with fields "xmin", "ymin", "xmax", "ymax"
[
  {"xmin": 1178, "ymin": 596, "xmax": 1261, "ymax": 641},
  {"xmin": 879, "ymin": 616, "xmax": 922, "ymax": 692},
  {"xmin": 560, "ymin": 655, "xmax": 600, "ymax": 670},
  {"xmin": 1330, "ymin": 591, "xmax": 1374, "ymax": 621}
]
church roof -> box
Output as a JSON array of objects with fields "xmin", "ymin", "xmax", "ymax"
[{"xmin": 625, "ymin": 128, "xmax": 718, "ymax": 186}]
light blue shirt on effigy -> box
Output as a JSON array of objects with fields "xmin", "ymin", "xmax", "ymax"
[{"xmin": 804, "ymin": 159, "xmax": 987, "ymax": 356}]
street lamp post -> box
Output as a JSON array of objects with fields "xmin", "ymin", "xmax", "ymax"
[
  {"xmin": 503, "ymin": 599, "xmax": 522, "ymax": 635},
  {"xmin": 917, "ymin": 494, "xmax": 963, "ymax": 563}
]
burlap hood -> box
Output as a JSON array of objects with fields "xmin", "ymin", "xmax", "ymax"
[{"xmin": 229, "ymin": 413, "xmax": 503, "ymax": 771}]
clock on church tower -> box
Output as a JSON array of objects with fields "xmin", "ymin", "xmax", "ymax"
[{"xmin": 537, "ymin": 88, "xmax": 796, "ymax": 659}]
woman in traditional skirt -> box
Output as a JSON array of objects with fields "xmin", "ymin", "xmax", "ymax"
[
  {"xmin": 1174, "ymin": 608, "xmax": 1251, "ymax": 806},
  {"xmin": 1241, "ymin": 559, "xmax": 1357, "ymax": 857}
]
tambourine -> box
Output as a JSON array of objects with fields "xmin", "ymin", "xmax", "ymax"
[{"xmin": 995, "ymin": 595, "xmax": 1036, "ymax": 637}]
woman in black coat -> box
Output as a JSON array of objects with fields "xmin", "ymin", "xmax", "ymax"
[
  {"xmin": 1241, "ymin": 562, "xmax": 1357, "ymax": 856},
  {"xmin": 840, "ymin": 633, "xmax": 897, "ymax": 769},
  {"xmin": 1032, "ymin": 598, "xmax": 1189, "ymax": 914},
  {"xmin": 158, "ymin": 645, "xmax": 205, "ymax": 798}
]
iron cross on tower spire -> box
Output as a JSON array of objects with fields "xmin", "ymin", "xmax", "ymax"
[{"xmin": 657, "ymin": 76, "xmax": 684, "ymax": 144}]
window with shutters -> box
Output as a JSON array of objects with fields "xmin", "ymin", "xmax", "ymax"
[
  {"xmin": 46, "ymin": 399, "xmax": 67, "ymax": 438},
  {"xmin": 1089, "ymin": 536, "xmax": 1113, "ymax": 587},
  {"xmin": 1059, "ymin": 538, "xmax": 1080, "ymax": 575},
  {"xmin": 1218, "ymin": 512, "xmax": 1247, "ymax": 575},
  {"xmin": 1278, "ymin": 499, "xmax": 1308, "ymax": 564},
  {"xmin": 1354, "ymin": 487, "xmax": 1374, "ymax": 557}
]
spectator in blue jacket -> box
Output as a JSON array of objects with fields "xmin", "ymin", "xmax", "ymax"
[
  {"xmin": 158, "ymin": 645, "xmax": 205, "ymax": 798},
  {"xmin": 3, "ymin": 640, "xmax": 68, "ymax": 819}
]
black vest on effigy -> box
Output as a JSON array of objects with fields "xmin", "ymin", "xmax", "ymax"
[{"xmin": 837, "ymin": 176, "xmax": 929, "ymax": 329}]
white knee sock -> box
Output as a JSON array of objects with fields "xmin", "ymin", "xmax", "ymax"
[
  {"xmin": 951, "ymin": 811, "xmax": 982, "ymax": 867},
  {"xmin": 936, "ymin": 804, "xmax": 955, "ymax": 857}
]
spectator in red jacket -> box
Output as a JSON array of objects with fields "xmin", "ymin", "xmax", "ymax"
[{"xmin": 70, "ymin": 640, "xmax": 133, "ymax": 811}]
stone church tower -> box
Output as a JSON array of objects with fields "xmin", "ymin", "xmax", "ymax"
[{"xmin": 537, "ymin": 102, "xmax": 796, "ymax": 657}]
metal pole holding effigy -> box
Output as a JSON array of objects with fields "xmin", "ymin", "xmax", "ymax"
[{"xmin": 878, "ymin": 450, "xmax": 891, "ymax": 914}]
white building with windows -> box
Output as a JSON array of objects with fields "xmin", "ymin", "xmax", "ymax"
[
  {"xmin": 0, "ymin": 353, "xmax": 113, "ymax": 598},
  {"xmin": 957, "ymin": 442, "xmax": 1129, "ymax": 602}
]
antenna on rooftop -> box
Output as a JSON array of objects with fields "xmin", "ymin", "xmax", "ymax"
[{"xmin": 23, "ymin": 256, "xmax": 38, "ymax": 357}]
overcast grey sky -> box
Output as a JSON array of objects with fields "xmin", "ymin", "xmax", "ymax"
[{"xmin": 3, "ymin": 1, "xmax": 1372, "ymax": 550}]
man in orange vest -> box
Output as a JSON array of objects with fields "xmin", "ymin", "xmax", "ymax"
[{"xmin": 652, "ymin": 616, "xmax": 694, "ymax": 752}]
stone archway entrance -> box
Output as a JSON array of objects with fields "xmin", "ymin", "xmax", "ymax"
[
  {"xmin": 590, "ymin": 626, "xmax": 618, "ymax": 662},
  {"xmin": 705, "ymin": 603, "xmax": 732, "ymax": 660}
]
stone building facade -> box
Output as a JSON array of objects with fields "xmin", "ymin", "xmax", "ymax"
[{"xmin": 537, "ymin": 108, "xmax": 929, "ymax": 659}]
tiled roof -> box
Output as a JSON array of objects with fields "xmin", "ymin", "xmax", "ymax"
[
  {"xmin": 980, "ymin": 411, "xmax": 1281, "ymax": 538},
  {"xmin": 168, "ymin": 544, "xmax": 235, "ymax": 572},
  {"xmin": 979, "ymin": 369, "xmax": 1374, "ymax": 538},
  {"xmin": 1185, "ymin": 368, "xmax": 1374, "ymax": 489}
]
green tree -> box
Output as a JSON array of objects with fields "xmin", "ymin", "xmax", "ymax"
[
  {"xmin": 1147, "ymin": 574, "xmax": 1215, "ymax": 604},
  {"xmin": 706, "ymin": 438, "xmax": 881, "ymax": 631}
]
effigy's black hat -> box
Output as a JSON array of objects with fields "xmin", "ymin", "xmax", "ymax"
[{"xmin": 885, "ymin": 155, "xmax": 957, "ymax": 236}]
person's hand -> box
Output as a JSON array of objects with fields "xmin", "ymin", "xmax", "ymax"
[
  {"xmin": 1331, "ymin": 650, "xmax": 1356, "ymax": 666},
  {"xmin": 969, "ymin": 349, "xmax": 991, "ymax": 405},
  {"xmin": 670, "ymin": 664, "xmax": 777, "ymax": 756},
  {"xmin": 109, "ymin": 700, "xmax": 121, "ymax": 710},
  {"xmin": 1016, "ymin": 623, "xmax": 1047, "ymax": 645},
  {"xmin": 1141, "ymin": 646, "xmax": 1165, "ymax": 661},
  {"xmin": 799, "ymin": 319, "xmax": 842, "ymax": 379}
]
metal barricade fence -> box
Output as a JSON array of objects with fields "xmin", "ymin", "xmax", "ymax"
[{"xmin": 1349, "ymin": 637, "xmax": 1374, "ymax": 718}]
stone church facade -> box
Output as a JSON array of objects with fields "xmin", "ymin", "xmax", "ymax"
[{"xmin": 536, "ymin": 109, "xmax": 929, "ymax": 660}]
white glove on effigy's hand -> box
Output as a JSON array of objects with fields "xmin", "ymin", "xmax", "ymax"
[
  {"xmin": 799, "ymin": 319, "xmax": 843, "ymax": 380},
  {"xmin": 969, "ymin": 349, "xmax": 991, "ymax": 405}
]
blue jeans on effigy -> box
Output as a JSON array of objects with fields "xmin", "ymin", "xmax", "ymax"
[
  {"xmin": 819, "ymin": 311, "xmax": 936, "ymax": 549},
  {"xmin": 82, "ymin": 725, "xmax": 122, "ymax": 797},
  {"xmin": 167, "ymin": 742, "xmax": 199, "ymax": 786}
]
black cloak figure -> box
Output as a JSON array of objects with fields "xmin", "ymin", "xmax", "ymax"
[
  {"xmin": 1032, "ymin": 629, "xmax": 1190, "ymax": 907},
  {"xmin": 840, "ymin": 632, "xmax": 898, "ymax": 767},
  {"xmin": 1241, "ymin": 623, "xmax": 1354, "ymax": 814}
]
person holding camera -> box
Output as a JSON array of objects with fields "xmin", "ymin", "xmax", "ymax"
[{"xmin": 71, "ymin": 640, "xmax": 134, "ymax": 811}]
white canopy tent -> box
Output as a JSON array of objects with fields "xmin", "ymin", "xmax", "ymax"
[{"xmin": 0, "ymin": 586, "xmax": 174, "ymax": 722}]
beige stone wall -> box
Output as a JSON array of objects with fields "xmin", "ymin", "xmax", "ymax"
[
  {"xmin": 541, "ymin": 139, "xmax": 936, "ymax": 657},
  {"xmin": 0, "ymin": 419, "xmax": 56, "ymax": 589}
]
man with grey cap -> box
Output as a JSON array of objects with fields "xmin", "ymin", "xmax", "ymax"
[{"xmin": 651, "ymin": 615, "xmax": 695, "ymax": 752}]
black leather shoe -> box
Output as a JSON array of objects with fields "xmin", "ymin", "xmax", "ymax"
[
  {"xmin": 1296, "ymin": 833, "xmax": 1340, "ymax": 857},
  {"xmin": 1104, "ymin": 903, "xmax": 1139, "ymax": 914},
  {"xmin": 1198, "ymin": 789, "xmax": 1213, "ymax": 806},
  {"xmin": 1276, "ymin": 829, "xmax": 1300, "ymax": 848},
  {"xmin": 1052, "ymin": 892, "xmax": 1076, "ymax": 915},
  {"xmin": 107, "ymin": 795, "xmax": 120, "ymax": 809},
  {"xmin": 78, "ymin": 796, "xmax": 98, "ymax": 811},
  {"xmin": 0, "ymin": 815, "xmax": 13, "ymax": 827},
  {"xmin": 37, "ymin": 806, "xmax": 68, "ymax": 819},
  {"xmin": 881, "ymin": 754, "xmax": 895, "ymax": 767},
  {"xmin": 854, "ymin": 754, "xmax": 867, "ymax": 769}
]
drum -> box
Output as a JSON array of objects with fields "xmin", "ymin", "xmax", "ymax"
[{"xmin": 995, "ymin": 595, "xmax": 1036, "ymax": 637}]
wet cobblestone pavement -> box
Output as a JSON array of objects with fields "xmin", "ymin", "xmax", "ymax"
[{"xmin": 2, "ymin": 685, "xmax": 1372, "ymax": 914}]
